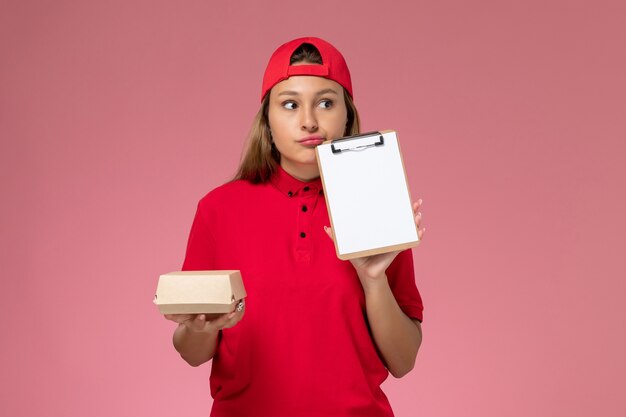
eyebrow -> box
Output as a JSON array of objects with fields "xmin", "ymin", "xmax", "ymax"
[{"xmin": 277, "ymin": 88, "xmax": 340, "ymax": 97}]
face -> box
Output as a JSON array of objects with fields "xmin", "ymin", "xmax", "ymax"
[{"xmin": 268, "ymin": 75, "xmax": 348, "ymax": 181}]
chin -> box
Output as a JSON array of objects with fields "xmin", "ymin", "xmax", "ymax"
[{"xmin": 296, "ymin": 152, "xmax": 319, "ymax": 165}]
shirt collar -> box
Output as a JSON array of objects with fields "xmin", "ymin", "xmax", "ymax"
[{"xmin": 270, "ymin": 165, "xmax": 323, "ymax": 198}]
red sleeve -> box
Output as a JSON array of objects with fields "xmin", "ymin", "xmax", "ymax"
[
  {"xmin": 181, "ymin": 200, "xmax": 217, "ymax": 271},
  {"xmin": 386, "ymin": 248, "xmax": 424, "ymax": 322}
]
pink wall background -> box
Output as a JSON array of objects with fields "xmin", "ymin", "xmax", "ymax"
[{"xmin": 1, "ymin": 1, "xmax": 625, "ymax": 416}]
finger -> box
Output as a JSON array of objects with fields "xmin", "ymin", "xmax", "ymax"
[
  {"xmin": 165, "ymin": 314, "xmax": 192, "ymax": 324},
  {"xmin": 186, "ymin": 314, "xmax": 207, "ymax": 330},
  {"xmin": 209, "ymin": 311, "xmax": 236, "ymax": 329},
  {"xmin": 222, "ymin": 308, "xmax": 245, "ymax": 329},
  {"xmin": 415, "ymin": 211, "xmax": 422, "ymax": 228},
  {"xmin": 323, "ymin": 226, "xmax": 334, "ymax": 241},
  {"xmin": 412, "ymin": 199, "xmax": 423, "ymax": 215},
  {"xmin": 418, "ymin": 227, "xmax": 426, "ymax": 240}
]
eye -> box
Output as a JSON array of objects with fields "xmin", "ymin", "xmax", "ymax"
[
  {"xmin": 318, "ymin": 99, "xmax": 333, "ymax": 109},
  {"xmin": 282, "ymin": 101, "xmax": 297, "ymax": 110}
]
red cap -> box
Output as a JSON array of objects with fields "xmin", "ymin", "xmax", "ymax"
[{"xmin": 261, "ymin": 37, "xmax": 353, "ymax": 101}]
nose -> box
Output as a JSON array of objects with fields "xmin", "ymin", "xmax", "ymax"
[{"xmin": 300, "ymin": 106, "xmax": 318, "ymax": 132}]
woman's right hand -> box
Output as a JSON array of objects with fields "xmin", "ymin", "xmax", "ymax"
[{"xmin": 164, "ymin": 299, "xmax": 246, "ymax": 333}]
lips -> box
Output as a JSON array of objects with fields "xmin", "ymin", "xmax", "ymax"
[{"xmin": 298, "ymin": 135, "xmax": 325, "ymax": 146}]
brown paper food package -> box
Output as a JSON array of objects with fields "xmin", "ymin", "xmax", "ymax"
[{"xmin": 154, "ymin": 270, "xmax": 246, "ymax": 315}]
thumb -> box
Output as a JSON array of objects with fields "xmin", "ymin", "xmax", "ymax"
[{"xmin": 323, "ymin": 225, "xmax": 334, "ymax": 241}]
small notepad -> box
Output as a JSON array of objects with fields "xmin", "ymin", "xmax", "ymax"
[{"xmin": 316, "ymin": 130, "xmax": 419, "ymax": 260}]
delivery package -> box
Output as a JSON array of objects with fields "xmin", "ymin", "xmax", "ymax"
[{"xmin": 154, "ymin": 270, "xmax": 246, "ymax": 318}]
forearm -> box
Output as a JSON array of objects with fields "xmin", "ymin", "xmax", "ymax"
[
  {"xmin": 172, "ymin": 324, "xmax": 219, "ymax": 367},
  {"xmin": 363, "ymin": 275, "xmax": 422, "ymax": 378}
]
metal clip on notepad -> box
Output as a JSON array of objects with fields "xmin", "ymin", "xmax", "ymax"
[{"xmin": 330, "ymin": 131, "xmax": 385, "ymax": 154}]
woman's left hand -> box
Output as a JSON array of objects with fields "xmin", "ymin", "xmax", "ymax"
[{"xmin": 324, "ymin": 199, "xmax": 425, "ymax": 289}]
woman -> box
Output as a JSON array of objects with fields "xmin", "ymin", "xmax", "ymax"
[{"xmin": 165, "ymin": 37, "xmax": 425, "ymax": 416}]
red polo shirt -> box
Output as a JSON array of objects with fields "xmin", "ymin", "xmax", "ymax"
[{"xmin": 182, "ymin": 165, "xmax": 423, "ymax": 417}]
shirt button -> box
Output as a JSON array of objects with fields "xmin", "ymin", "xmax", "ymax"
[
  {"xmin": 300, "ymin": 232, "xmax": 306, "ymax": 238},
  {"xmin": 319, "ymin": 190, "xmax": 323, "ymax": 195},
  {"xmin": 303, "ymin": 186, "xmax": 310, "ymax": 192},
  {"xmin": 288, "ymin": 191, "xmax": 293, "ymax": 197},
  {"xmin": 302, "ymin": 205, "xmax": 308, "ymax": 212}
]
